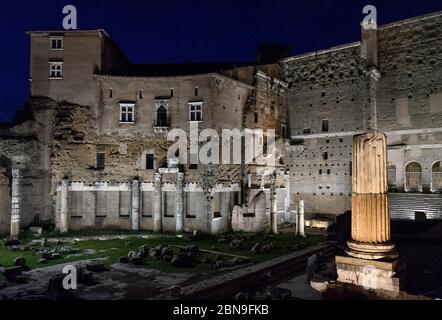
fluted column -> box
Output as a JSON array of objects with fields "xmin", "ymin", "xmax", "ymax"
[
  {"xmin": 347, "ymin": 132, "xmax": 398, "ymax": 260},
  {"xmin": 10, "ymin": 169, "xmax": 21, "ymax": 239}
]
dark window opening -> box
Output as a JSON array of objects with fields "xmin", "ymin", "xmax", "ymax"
[
  {"xmin": 146, "ymin": 154, "xmax": 154, "ymax": 170},
  {"xmin": 171, "ymin": 89, "xmax": 174, "ymax": 98},
  {"xmin": 322, "ymin": 152, "xmax": 328, "ymax": 160},
  {"xmin": 303, "ymin": 128, "xmax": 311, "ymax": 134},
  {"xmin": 96, "ymin": 153, "xmax": 105, "ymax": 170},
  {"xmin": 254, "ymin": 112, "xmax": 258, "ymax": 123},
  {"xmin": 156, "ymin": 105, "xmax": 168, "ymax": 127},
  {"xmin": 195, "ymin": 87, "xmax": 198, "ymax": 96},
  {"xmin": 214, "ymin": 211, "xmax": 222, "ymax": 218},
  {"xmin": 322, "ymin": 119, "xmax": 329, "ymax": 132},
  {"xmin": 109, "ymin": 89, "xmax": 113, "ymax": 98},
  {"xmin": 190, "ymin": 163, "xmax": 198, "ymax": 170},
  {"xmin": 139, "ymin": 90, "xmax": 143, "ymax": 99},
  {"xmin": 415, "ymin": 211, "xmax": 427, "ymax": 221}
]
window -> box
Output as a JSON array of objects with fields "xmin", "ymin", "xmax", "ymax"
[
  {"xmin": 189, "ymin": 102, "xmax": 203, "ymax": 122},
  {"xmin": 170, "ymin": 89, "xmax": 174, "ymax": 98},
  {"xmin": 195, "ymin": 87, "xmax": 199, "ymax": 96},
  {"xmin": 156, "ymin": 105, "xmax": 168, "ymax": 127},
  {"xmin": 322, "ymin": 152, "xmax": 328, "ymax": 160},
  {"xmin": 96, "ymin": 153, "xmax": 105, "ymax": 170},
  {"xmin": 190, "ymin": 163, "xmax": 198, "ymax": 170},
  {"xmin": 254, "ymin": 112, "xmax": 259, "ymax": 123},
  {"xmin": 119, "ymin": 103, "xmax": 135, "ymax": 123},
  {"xmin": 146, "ymin": 154, "xmax": 154, "ymax": 170},
  {"xmin": 49, "ymin": 62, "xmax": 63, "ymax": 79},
  {"xmin": 50, "ymin": 37, "xmax": 63, "ymax": 50},
  {"xmin": 303, "ymin": 128, "xmax": 311, "ymax": 134},
  {"xmin": 281, "ymin": 125, "xmax": 287, "ymax": 139},
  {"xmin": 322, "ymin": 119, "xmax": 329, "ymax": 132}
]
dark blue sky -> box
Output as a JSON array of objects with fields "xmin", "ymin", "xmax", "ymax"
[{"xmin": 1, "ymin": 0, "xmax": 442, "ymax": 122}]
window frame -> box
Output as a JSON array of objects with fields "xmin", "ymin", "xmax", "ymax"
[
  {"xmin": 188, "ymin": 102, "xmax": 203, "ymax": 122},
  {"xmin": 146, "ymin": 153, "xmax": 155, "ymax": 170},
  {"xmin": 119, "ymin": 103, "xmax": 135, "ymax": 124},
  {"xmin": 49, "ymin": 62, "xmax": 63, "ymax": 79},
  {"xmin": 50, "ymin": 37, "xmax": 64, "ymax": 50}
]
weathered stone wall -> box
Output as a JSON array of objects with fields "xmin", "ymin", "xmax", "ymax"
[
  {"xmin": 283, "ymin": 44, "xmax": 366, "ymax": 216},
  {"xmin": 0, "ymin": 167, "xmax": 10, "ymax": 234},
  {"xmin": 377, "ymin": 13, "xmax": 442, "ymax": 196},
  {"xmin": 283, "ymin": 12, "xmax": 442, "ymax": 218}
]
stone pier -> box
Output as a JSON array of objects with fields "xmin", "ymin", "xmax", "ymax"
[
  {"xmin": 153, "ymin": 173, "xmax": 162, "ymax": 232},
  {"xmin": 59, "ymin": 178, "xmax": 69, "ymax": 233},
  {"xmin": 175, "ymin": 172, "xmax": 184, "ymax": 233},
  {"xmin": 10, "ymin": 169, "xmax": 21, "ymax": 239},
  {"xmin": 270, "ymin": 174, "xmax": 278, "ymax": 234},
  {"xmin": 284, "ymin": 173, "xmax": 291, "ymax": 223},
  {"xmin": 131, "ymin": 178, "xmax": 140, "ymax": 231}
]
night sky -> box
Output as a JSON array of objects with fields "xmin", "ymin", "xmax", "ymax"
[{"xmin": 1, "ymin": 0, "xmax": 442, "ymax": 122}]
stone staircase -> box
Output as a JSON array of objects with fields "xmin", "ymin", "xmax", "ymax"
[{"xmin": 390, "ymin": 193, "xmax": 442, "ymax": 220}]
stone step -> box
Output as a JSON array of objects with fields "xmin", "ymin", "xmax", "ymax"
[{"xmin": 390, "ymin": 193, "xmax": 442, "ymax": 220}]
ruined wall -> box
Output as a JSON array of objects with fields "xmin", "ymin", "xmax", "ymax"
[
  {"xmin": 0, "ymin": 167, "xmax": 10, "ymax": 234},
  {"xmin": 377, "ymin": 13, "xmax": 442, "ymax": 194},
  {"xmin": 283, "ymin": 44, "xmax": 367, "ymax": 216}
]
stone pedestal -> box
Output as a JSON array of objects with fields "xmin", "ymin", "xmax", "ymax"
[
  {"xmin": 336, "ymin": 256, "xmax": 402, "ymax": 293},
  {"xmin": 131, "ymin": 178, "xmax": 140, "ymax": 231},
  {"xmin": 59, "ymin": 178, "xmax": 69, "ymax": 233},
  {"xmin": 10, "ymin": 169, "xmax": 21, "ymax": 239}
]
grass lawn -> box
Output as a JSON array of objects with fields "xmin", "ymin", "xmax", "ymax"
[{"xmin": 0, "ymin": 232, "xmax": 326, "ymax": 275}]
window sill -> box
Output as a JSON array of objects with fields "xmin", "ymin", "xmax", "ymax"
[
  {"xmin": 49, "ymin": 77, "xmax": 63, "ymax": 80},
  {"xmin": 189, "ymin": 121, "xmax": 203, "ymax": 123},
  {"xmin": 119, "ymin": 122, "xmax": 135, "ymax": 125},
  {"xmin": 50, "ymin": 48, "xmax": 64, "ymax": 51}
]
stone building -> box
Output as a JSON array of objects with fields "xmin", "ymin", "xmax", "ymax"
[
  {"xmin": 283, "ymin": 10, "xmax": 442, "ymax": 221},
  {"xmin": 0, "ymin": 30, "xmax": 289, "ymax": 236},
  {"xmin": 1, "ymin": 11, "xmax": 442, "ymax": 237}
]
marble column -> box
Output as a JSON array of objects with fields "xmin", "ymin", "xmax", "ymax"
[
  {"xmin": 10, "ymin": 169, "xmax": 21, "ymax": 239},
  {"xmin": 206, "ymin": 192, "xmax": 213, "ymax": 235},
  {"xmin": 298, "ymin": 200, "xmax": 306, "ymax": 237},
  {"xmin": 284, "ymin": 173, "xmax": 291, "ymax": 223},
  {"xmin": 269, "ymin": 175, "xmax": 278, "ymax": 234},
  {"xmin": 131, "ymin": 178, "xmax": 140, "ymax": 231},
  {"xmin": 347, "ymin": 132, "xmax": 398, "ymax": 260},
  {"xmin": 153, "ymin": 173, "xmax": 162, "ymax": 232},
  {"xmin": 175, "ymin": 172, "xmax": 184, "ymax": 233},
  {"xmin": 59, "ymin": 178, "xmax": 69, "ymax": 233}
]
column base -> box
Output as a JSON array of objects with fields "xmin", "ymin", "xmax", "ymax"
[
  {"xmin": 346, "ymin": 240, "xmax": 399, "ymax": 260},
  {"xmin": 336, "ymin": 255, "xmax": 404, "ymax": 293}
]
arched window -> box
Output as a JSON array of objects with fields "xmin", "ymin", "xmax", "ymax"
[
  {"xmin": 387, "ymin": 162, "xmax": 397, "ymax": 191},
  {"xmin": 432, "ymin": 161, "xmax": 442, "ymax": 193},
  {"xmin": 405, "ymin": 162, "xmax": 422, "ymax": 193},
  {"xmin": 156, "ymin": 105, "xmax": 168, "ymax": 127}
]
